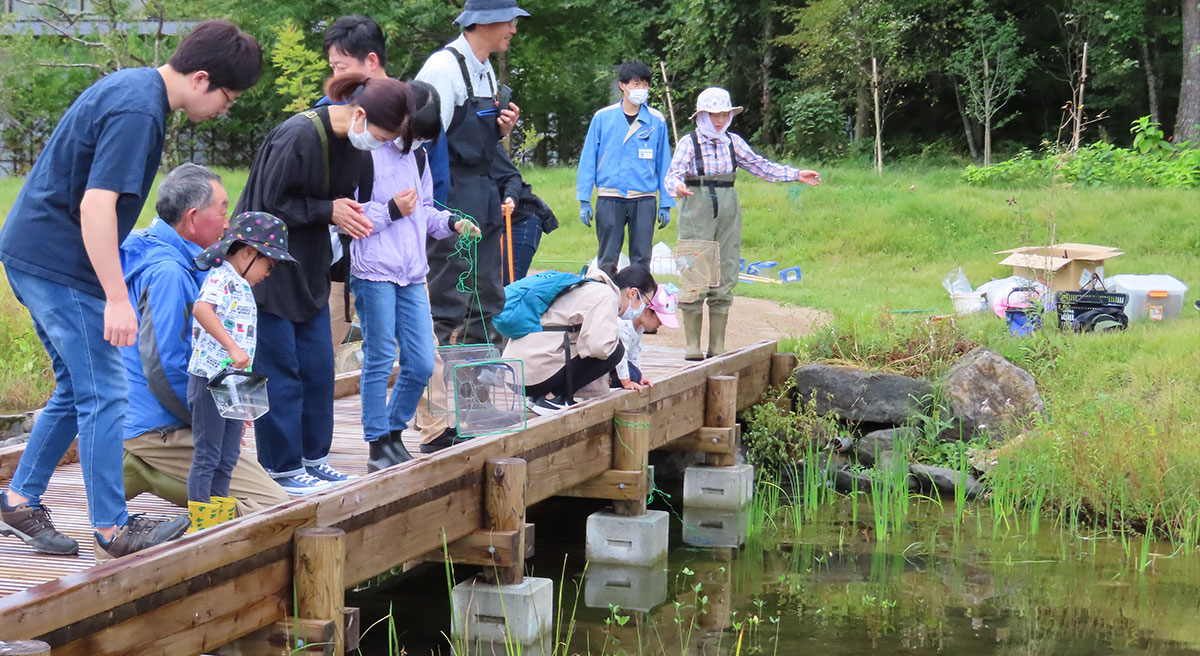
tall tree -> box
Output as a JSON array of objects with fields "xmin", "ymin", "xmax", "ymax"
[
  {"xmin": 951, "ymin": 2, "xmax": 1032, "ymax": 165},
  {"xmin": 778, "ymin": 0, "xmax": 916, "ymax": 160},
  {"xmin": 1175, "ymin": 0, "xmax": 1200, "ymax": 142}
]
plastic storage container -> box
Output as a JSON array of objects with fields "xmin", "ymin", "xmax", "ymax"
[
  {"xmin": 1105, "ymin": 275, "xmax": 1189, "ymax": 322},
  {"xmin": 207, "ymin": 368, "xmax": 270, "ymax": 420}
]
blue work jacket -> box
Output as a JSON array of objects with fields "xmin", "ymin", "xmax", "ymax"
[{"xmin": 576, "ymin": 102, "xmax": 674, "ymax": 208}]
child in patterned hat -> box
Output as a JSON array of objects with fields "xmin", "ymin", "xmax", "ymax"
[{"xmin": 185, "ymin": 211, "xmax": 295, "ymax": 531}]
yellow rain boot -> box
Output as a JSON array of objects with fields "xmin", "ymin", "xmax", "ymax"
[
  {"xmin": 707, "ymin": 310, "xmax": 729, "ymax": 358},
  {"xmin": 681, "ymin": 307, "xmax": 704, "ymax": 361},
  {"xmin": 211, "ymin": 496, "xmax": 238, "ymax": 524},
  {"xmin": 187, "ymin": 500, "xmax": 222, "ymax": 534}
]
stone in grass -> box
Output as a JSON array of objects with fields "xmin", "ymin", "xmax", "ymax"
[
  {"xmin": 791, "ymin": 364, "xmax": 932, "ymax": 426},
  {"xmin": 852, "ymin": 427, "xmax": 920, "ymax": 468},
  {"xmin": 940, "ymin": 347, "xmax": 1043, "ymax": 442},
  {"xmin": 909, "ymin": 463, "xmax": 984, "ymax": 499}
]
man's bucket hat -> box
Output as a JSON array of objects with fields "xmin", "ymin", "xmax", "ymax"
[
  {"xmin": 455, "ymin": 0, "xmax": 530, "ymax": 28},
  {"xmin": 690, "ymin": 87, "xmax": 744, "ymax": 119},
  {"xmin": 195, "ymin": 211, "xmax": 297, "ymax": 271}
]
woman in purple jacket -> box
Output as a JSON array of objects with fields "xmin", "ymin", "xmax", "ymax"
[{"xmin": 350, "ymin": 81, "xmax": 479, "ymax": 471}]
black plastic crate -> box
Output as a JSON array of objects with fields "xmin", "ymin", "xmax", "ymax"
[{"xmin": 1056, "ymin": 290, "xmax": 1128, "ymax": 329}]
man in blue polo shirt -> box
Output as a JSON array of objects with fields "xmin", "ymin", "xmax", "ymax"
[
  {"xmin": 577, "ymin": 60, "xmax": 674, "ymax": 278},
  {"xmin": 0, "ymin": 21, "xmax": 262, "ymax": 561}
]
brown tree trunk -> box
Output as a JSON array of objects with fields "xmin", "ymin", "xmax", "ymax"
[
  {"xmin": 1174, "ymin": 0, "xmax": 1200, "ymax": 143},
  {"xmin": 761, "ymin": 14, "xmax": 775, "ymax": 145},
  {"xmin": 854, "ymin": 85, "xmax": 870, "ymax": 141},
  {"xmin": 952, "ymin": 78, "xmax": 981, "ymax": 163},
  {"xmin": 1141, "ymin": 41, "xmax": 1161, "ymax": 124}
]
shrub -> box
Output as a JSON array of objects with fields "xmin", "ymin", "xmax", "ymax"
[
  {"xmin": 780, "ymin": 90, "xmax": 847, "ymax": 160},
  {"xmin": 961, "ymin": 116, "xmax": 1200, "ymax": 189}
]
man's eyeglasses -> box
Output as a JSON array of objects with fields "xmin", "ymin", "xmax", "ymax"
[{"xmin": 219, "ymin": 87, "xmax": 237, "ymax": 111}]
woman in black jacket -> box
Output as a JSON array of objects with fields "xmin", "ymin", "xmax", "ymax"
[{"xmin": 234, "ymin": 72, "xmax": 416, "ymax": 495}]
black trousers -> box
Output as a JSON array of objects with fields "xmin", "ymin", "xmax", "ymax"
[
  {"xmin": 595, "ymin": 196, "xmax": 656, "ymax": 279},
  {"xmin": 526, "ymin": 343, "xmax": 625, "ymax": 400},
  {"xmin": 426, "ymin": 171, "xmax": 503, "ymax": 346}
]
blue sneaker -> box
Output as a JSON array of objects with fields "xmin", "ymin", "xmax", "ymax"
[
  {"xmin": 305, "ymin": 463, "xmax": 357, "ymax": 483},
  {"xmin": 275, "ymin": 473, "xmax": 333, "ymax": 496}
]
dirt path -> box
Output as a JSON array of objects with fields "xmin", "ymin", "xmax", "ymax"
[{"xmin": 641, "ymin": 295, "xmax": 832, "ymax": 351}]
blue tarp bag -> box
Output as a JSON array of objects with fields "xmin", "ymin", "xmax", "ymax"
[{"xmin": 494, "ymin": 271, "xmax": 593, "ymax": 339}]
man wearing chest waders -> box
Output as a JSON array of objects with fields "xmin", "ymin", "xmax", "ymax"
[{"xmin": 412, "ymin": 0, "xmax": 527, "ymax": 453}]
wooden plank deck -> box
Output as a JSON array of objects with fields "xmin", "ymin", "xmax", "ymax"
[
  {"xmin": 0, "ymin": 341, "xmax": 781, "ymax": 654},
  {"xmin": 0, "ymin": 345, "xmax": 702, "ymax": 597}
]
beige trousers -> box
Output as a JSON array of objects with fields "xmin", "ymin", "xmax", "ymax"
[{"xmin": 123, "ymin": 427, "xmax": 288, "ymax": 516}]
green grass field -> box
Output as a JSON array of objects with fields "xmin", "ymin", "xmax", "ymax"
[{"xmin": 1, "ymin": 163, "xmax": 1197, "ymax": 539}]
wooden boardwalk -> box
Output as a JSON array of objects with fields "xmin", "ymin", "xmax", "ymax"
[{"xmin": 0, "ymin": 341, "xmax": 787, "ymax": 654}]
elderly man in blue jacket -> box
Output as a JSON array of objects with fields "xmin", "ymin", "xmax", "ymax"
[
  {"xmin": 119, "ymin": 163, "xmax": 286, "ymax": 516},
  {"xmin": 577, "ymin": 59, "xmax": 675, "ymax": 279}
]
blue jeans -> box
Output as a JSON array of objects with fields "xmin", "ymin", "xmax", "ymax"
[
  {"xmin": 5, "ymin": 267, "xmax": 128, "ymax": 528},
  {"xmin": 510, "ymin": 216, "xmax": 542, "ymax": 281},
  {"xmin": 252, "ymin": 308, "xmax": 334, "ymax": 478},
  {"xmin": 350, "ymin": 278, "xmax": 435, "ymax": 441}
]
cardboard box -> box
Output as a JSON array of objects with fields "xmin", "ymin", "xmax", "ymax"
[{"xmin": 995, "ymin": 243, "xmax": 1123, "ymax": 291}]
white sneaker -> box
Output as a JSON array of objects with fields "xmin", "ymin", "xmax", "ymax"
[{"xmin": 275, "ymin": 473, "xmax": 333, "ymax": 496}]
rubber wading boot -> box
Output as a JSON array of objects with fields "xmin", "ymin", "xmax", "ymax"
[
  {"xmin": 707, "ymin": 310, "xmax": 729, "ymax": 358},
  {"xmin": 187, "ymin": 500, "xmax": 222, "ymax": 534},
  {"xmin": 211, "ymin": 496, "xmax": 237, "ymax": 523},
  {"xmin": 367, "ymin": 430, "xmax": 414, "ymax": 473},
  {"xmin": 681, "ymin": 307, "xmax": 705, "ymax": 361}
]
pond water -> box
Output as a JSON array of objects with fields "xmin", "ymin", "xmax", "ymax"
[{"xmin": 350, "ymin": 495, "xmax": 1200, "ymax": 655}]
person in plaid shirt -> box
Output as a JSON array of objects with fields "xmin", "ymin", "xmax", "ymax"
[{"xmin": 664, "ymin": 87, "xmax": 821, "ymax": 360}]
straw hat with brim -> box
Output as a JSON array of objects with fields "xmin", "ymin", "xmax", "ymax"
[
  {"xmin": 195, "ymin": 211, "xmax": 298, "ymax": 271},
  {"xmin": 689, "ymin": 87, "xmax": 744, "ymax": 119},
  {"xmin": 455, "ymin": 0, "xmax": 530, "ymax": 27}
]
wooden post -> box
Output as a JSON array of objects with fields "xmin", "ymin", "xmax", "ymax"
[
  {"xmin": 484, "ymin": 458, "xmax": 527, "ymax": 585},
  {"xmin": 612, "ymin": 409, "xmax": 650, "ymax": 517},
  {"xmin": 769, "ymin": 352, "xmax": 797, "ymax": 389},
  {"xmin": 295, "ymin": 527, "xmax": 346, "ymax": 656},
  {"xmin": 705, "ymin": 376, "xmax": 738, "ymax": 467},
  {"xmin": 0, "ymin": 641, "xmax": 51, "ymax": 655}
]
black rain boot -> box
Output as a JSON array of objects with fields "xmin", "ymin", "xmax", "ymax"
[{"xmin": 367, "ymin": 431, "xmax": 414, "ymax": 472}]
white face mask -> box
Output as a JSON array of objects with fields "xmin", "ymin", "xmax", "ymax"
[
  {"xmin": 348, "ymin": 113, "xmax": 386, "ymax": 151},
  {"xmin": 627, "ymin": 88, "xmax": 649, "ymax": 106},
  {"xmin": 621, "ymin": 292, "xmax": 646, "ymax": 321}
]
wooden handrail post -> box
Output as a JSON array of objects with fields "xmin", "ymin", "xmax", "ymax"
[
  {"xmin": 295, "ymin": 527, "xmax": 346, "ymax": 656},
  {"xmin": 0, "ymin": 641, "xmax": 51, "ymax": 655},
  {"xmin": 705, "ymin": 376, "xmax": 738, "ymax": 467},
  {"xmin": 612, "ymin": 409, "xmax": 650, "ymax": 516},
  {"xmin": 484, "ymin": 458, "xmax": 527, "ymax": 585},
  {"xmin": 769, "ymin": 352, "xmax": 798, "ymax": 389}
]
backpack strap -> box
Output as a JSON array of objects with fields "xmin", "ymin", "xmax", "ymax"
[{"xmin": 302, "ymin": 110, "xmax": 330, "ymax": 198}]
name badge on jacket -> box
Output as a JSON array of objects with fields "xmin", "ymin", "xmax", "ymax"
[{"xmin": 638, "ymin": 148, "xmax": 653, "ymax": 160}]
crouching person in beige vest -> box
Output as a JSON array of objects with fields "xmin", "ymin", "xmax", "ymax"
[{"xmin": 504, "ymin": 265, "xmax": 658, "ymax": 415}]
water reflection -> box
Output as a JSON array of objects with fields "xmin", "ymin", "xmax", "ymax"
[{"xmin": 350, "ymin": 498, "xmax": 1200, "ymax": 655}]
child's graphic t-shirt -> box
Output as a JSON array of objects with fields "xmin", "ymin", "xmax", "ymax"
[{"xmin": 187, "ymin": 261, "xmax": 257, "ymax": 378}]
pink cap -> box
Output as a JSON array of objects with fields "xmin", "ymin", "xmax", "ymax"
[{"xmin": 649, "ymin": 285, "xmax": 679, "ymax": 328}]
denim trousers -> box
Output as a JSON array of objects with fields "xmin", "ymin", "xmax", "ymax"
[
  {"xmin": 350, "ymin": 277, "xmax": 435, "ymax": 441},
  {"xmin": 510, "ymin": 216, "xmax": 542, "ymax": 281},
  {"xmin": 186, "ymin": 374, "xmax": 242, "ymax": 502},
  {"xmin": 252, "ymin": 308, "xmax": 334, "ymax": 478},
  {"xmin": 5, "ymin": 267, "xmax": 129, "ymax": 528}
]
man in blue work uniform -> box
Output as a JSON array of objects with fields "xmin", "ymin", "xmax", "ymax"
[{"xmin": 577, "ymin": 60, "xmax": 674, "ymax": 279}]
